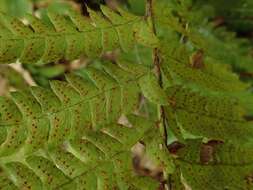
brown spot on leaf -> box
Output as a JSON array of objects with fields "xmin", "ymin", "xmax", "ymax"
[
  {"xmin": 190, "ymin": 49, "xmax": 205, "ymax": 69},
  {"xmin": 167, "ymin": 141, "xmax": 185, "ymax": 155},
  {"xmin": 200, "ymin": 144, "xmax": 214, "ymax": 164},
  {"xmin": 200, "ymin": 140, "xmax": 223, "ymax": 164}
]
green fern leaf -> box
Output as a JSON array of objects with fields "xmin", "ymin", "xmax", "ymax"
[
  {"xmin": 0, "ymin": 62, "xmax": 149, "ymax": 151},
  {"xmin": 0, "ymin": 65, "xmax": 28, "ymax": 91},
  {"xmin": 153, "ymin": 0, "xmax": 253, "ymax": 189},
  {"xmin": 141, "ymin": 127, "xmax": 175, "ymax": 174},
  {"xmin": 0, "ymin": 106, "xmax": 162, "ymax": 189},
  {"xmin": 139, "ymin": 72, "xmax": 168, "ymax": 105},
  {"xmin": 100, "ymin": 5, "xmax": 136, "ymax": 52},
  {"xmin": 4, "ymin": 162, "xmax": 43, "ymax": 189},
  {"xmin": 0, "ymin": 166, "xmax": 18, "ymax": 189},
  {"xmin": 0, "ymin": 6, "xmax": 158, "ymax": 64},
  {"xmin": 156, "ymin": 0, "xmax": 253, "ymax": 74},
  {"xmin": 165, "ymin": 85, "xmax": 253, "ymax": 142},
  {"xmin": 177, "ymin": 140, "xmax": 253, "ymax": 189},
  {"xmin": 0, "ymin": 61, "xmax": 170, "ymax": 189},
  {"xmin": 168, "ymin": 165, "xmax": 185, "ymax": 190},
  {"xmin": 161, "ymin": 42, "xmax": 248, "ymax": 92}
]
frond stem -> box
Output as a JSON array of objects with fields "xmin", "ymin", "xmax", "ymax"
[{"xmin": 146, "ymin": 0, "xmax": 168, "ymax": 148}]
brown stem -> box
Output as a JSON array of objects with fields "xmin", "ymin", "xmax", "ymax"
[
  {"xmin": 146, "ymin": 2, "xmax": 171, "ymax": 189},
  {"xmin": 146, "ymin": 0, "xmax": 168, "ymax": 148}
]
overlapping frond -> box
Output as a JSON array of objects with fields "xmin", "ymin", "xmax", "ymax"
[
  {"xmin": 0, "ymin": 61, "xmax": 172, "ymax": 189},
  {"xmin": 0, "ymin": 115, "xmax": 165, "ymax": 189},
  {"xmin": 0, "ymin": 62, "xmax": 152, "ymax": 154}
]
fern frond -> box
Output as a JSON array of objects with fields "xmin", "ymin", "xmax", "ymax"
[
  {"xmin": 0, "ymin": 115, "xmax": 164, "ymax": 189},
  {"xmin": 0, "ymin": 6, "xmax": 158, "ymax": 64},
  {"xmin": 161, "ymin": 42, "xmax": 249, "ymax": 92},
  {"xmin": 0, "ymin": 62, "xmax": 151, "ymax": 154},
  {"xmin": 0, "ymin": 60, "xmax": 173, "ymax": 189},
  {"xmin": 58, "ymin": 115, "xmax": 173, "ymax": 190},
  {"xmin": 155, "ymin": 0, "xmax": 253, "ymax": 74},
  {"xmin": 176, "ymin": 139, "xmax": 253, "ymax": 189},
  {"xmin": 139, "ymin": 73, "xmax": 168, "ymax": 105},
  {"xmin": 149, "ymin": 0, "xmax": 253, "ymax": 189},
  {"xmin": 165, "ymin": 85, "xmax": 253, "ymax": 142},
  {"xmin": 197, "ymin": 0, "xmax": 253, "ymax": 33}
]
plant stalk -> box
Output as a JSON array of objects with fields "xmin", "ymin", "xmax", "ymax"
[{"xmin": 146, "ymin": 0, "xmax": 168, "ymax": 148}]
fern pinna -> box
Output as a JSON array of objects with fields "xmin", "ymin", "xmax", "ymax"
[
  {"xmin": 0, "ymin": 5, "xmax": 158, "ymax": 64},
  {"xmin": 0, "ymin": 60, "xmax": 171, "ymax": 189},
  {"xmin": 0, "ymin": 0, "xmax": 253, "ymax": 189}
]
